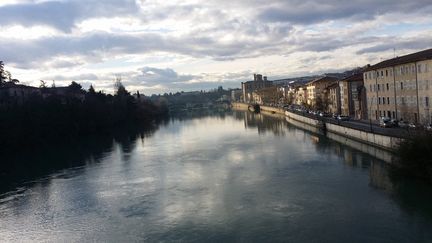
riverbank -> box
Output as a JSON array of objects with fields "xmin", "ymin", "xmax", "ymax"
[
  {"xmin": 285, "ymin": 110, "xmax": 402, "ymax": 151},
  {"xmin": 232, "ymin": 102, "xmax": 397, "ymax": 162}
]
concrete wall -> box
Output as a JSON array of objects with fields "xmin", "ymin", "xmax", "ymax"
[
  {"xmin": 285, "ymin": 111, "xmax": 321, "ymax": 127},
  {"xmin": 285, "ymin": 110, "xmax": 401, "ymax": 150},
  {"xmin": 325, "ymin": 123, "xmax": 401, "ymax": 150},
  {"xmin": 260, "ymin": 105, "xmax": 285, "ymax": 115},
  {"xmin": 232, "ymin": 102, "xmax": 249, "ymax": 110}
]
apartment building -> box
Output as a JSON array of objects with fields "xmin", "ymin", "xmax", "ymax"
[
  {"xmin": 339, "ymin": 73, "xmax": 366, "ymax": 119},
  {"xmin": 364, "ymin": 48, "xmax": 432, "ymax": 124},
  {"xmin": 305, "ymin": 76, "xmax": 338, "ymax": 108},
  {"xmin": 326, "ymin": 82, "xmax": 340, "ymax": 114}
]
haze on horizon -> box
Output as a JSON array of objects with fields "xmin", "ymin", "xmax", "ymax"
[{"xmin": 1, "ymin": 0, "xmax": 431, "ymax": 95}]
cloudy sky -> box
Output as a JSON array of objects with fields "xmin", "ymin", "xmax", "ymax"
[{"xmin": 1, "ymin": 0, "xmax": 432, "ymax": 95}]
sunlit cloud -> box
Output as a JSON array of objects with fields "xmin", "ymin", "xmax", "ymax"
[{"xmin": 0, "ymin": 0, "xmax": 431, "ymax": 94}]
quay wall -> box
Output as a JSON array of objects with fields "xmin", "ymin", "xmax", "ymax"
[
  {"xmin": 285, "ymin": 111, "xmax": 401, "ymax": 151},
  {"xmin": 231, "ymin": 102, "xmax": 249, "ymax": 110},
  {"xmin": 259, "ymin": 105, "xmax": 285, "ymax": 115}
]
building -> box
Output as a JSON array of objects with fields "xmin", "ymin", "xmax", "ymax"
[
  {"xmin": 339, "ymin": 73, "xmax": 366, "ymax": 119},
  {"xmin": 326, "ymin": 82, "xmax": 340, "ymax": 114},
  {"xmin": 251, "ymin": 86, "xmax": 280, "ymax": 105},
  {"xmin": 305, "ymin": 76, "xmax": 338, "ymax": 109},
  {"xmin": 231, "ymin": 89, "xmax": 242, "ymax": 102},
  {"xmin": 0, "ymin": 82, "xmax": 41, "ymax": 105},
  {"xmin": 241, "ymin": 74, "xmax": 273, "ymax": 103},
  {"xmin": 364, "ymin": 48, "xmax": 432, "ymax": 124}
]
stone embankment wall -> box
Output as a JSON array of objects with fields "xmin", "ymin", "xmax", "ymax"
[
  {"xmin": 284, "ymin": 111, "xmax": 322, "ymax": 128},
  {"xmin": 259, "ymin": 105, "xmax": 285, "ymax": 115},
  {"xmin": 231, "ymin": 102, "xmax": 249, "ymax": 110},
  {"xmin": 285, "ymin": 110, "xmax": 402, "ymax": 151}
]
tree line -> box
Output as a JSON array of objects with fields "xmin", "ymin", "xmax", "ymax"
[{"xmin": 0, "ymin": 65, "xmax": 168, "ymax": 151}]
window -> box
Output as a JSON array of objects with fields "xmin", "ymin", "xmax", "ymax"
[
  {"xmin": 426, "ymin": 97, "xmax": 429, "ymax": 107},
  {"xmin": 418, "ymin": 64, "xmax": 422, "ymax": 73},
  {"xmin": 387, "ymin": 111, "xmax": 391, "ymax": 118},
  {"xmin": 386, "ymin": 83, "xmax": 389, "ymax": 90},
  {"xmin": 412, "ymin": 65, "xmax": 415, "ymax": 73},
  {"xmin": 364, "ymin": 73, "xmax": 367, "ymax": 80},
  {"xmin": 386, "ymin": 70, "xmax": 388, "ymax": 76},
  {"xmin": 392, "ymin": 111, "xmax": 395, "ymax": 118},
  {"xmin": 390, "ymin": 69, "xmax": 393, "ymax": 76},
  {"xmin": 401, "ymin": 97, "xmax": 405, "ymax": 105},
  {"xmin": 378, "ymin": 84, "xmax": 380, "ymax": 91},
  {"xmin": 378, "ymin": 97, "xmax": 381, "ymax": 104},
  {"xmin": 370, "ymin": 84, "xmax": 372, "ymax": 91},
  {"xmin": 381, "ymin": 71, "xmax": 384, "ymax": 77},
  {"xmin": 387, "ymin": 97, "xmax": 390, "ymax": 104},
  {"xmin": 427, "ymin": 80, "xmax": 429, "ymax": 90},
  {"xmin": 368, "ymin": 72, "xmax": 372, "ymax": 79},
  {"xmin": 401, "ymin": 82, "xmax": 404, "ymax": 90}
]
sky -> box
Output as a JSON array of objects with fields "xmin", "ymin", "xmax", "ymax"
[{"xmin": 1, "ymin": 0, "xmax": 432, "ymax": 95}]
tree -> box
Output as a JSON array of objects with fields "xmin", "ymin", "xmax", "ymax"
[
  {"xmin": 88, "ymin": 85, "xmax": 96, "ymax": 94},
  {"xmin": 4, "ymin": 70, "xmax": 11, "ymax": 82},
  {"xmin": 0, "ymin": 61, "xmax": 6, "ymax": 85},
  {"xmin": 68, "ymin": 81, "xmax": 82, "ymax": 92},
  {"xmin": 114, "ymin": 77, "xmax": 129, "ymax": 97},
  {"xmin": 40, "ymin": 80, "xmax": 47, "ymax": 88}
]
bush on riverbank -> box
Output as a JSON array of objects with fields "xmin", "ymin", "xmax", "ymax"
[{"xmin": 393, "ymin": 135, "xmax": 432, "ymax": 181}]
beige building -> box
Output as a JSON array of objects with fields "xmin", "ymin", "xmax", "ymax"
[
  {"xmin": 339, "ymin": 73, "xmax": 366, "ymax": 119},
  {"xmin": 326, "ymin": 82, "xmax": 340, "ymax": 114},
  {"xmin": 364, "ymin": 48, "xmax": 432, "ymax": 124},
  {"xmin": 305, "ymin": 76, "xmax": 338, "ymax": 109},
  {"xmin": 241, "ymin": 74, "xmax": 273, "ymax": 103}
]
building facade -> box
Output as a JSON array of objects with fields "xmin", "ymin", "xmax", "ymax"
[
  {"xmin": 339, "ymin": 73, "xmax": 365, "ymax": 119},
  {"xmin": 305, "ymin": 76, "xmax": 338, "ymax": 109},
  {"xmin": 241, "ymin": 74, "xmax": 273, "ymax": 103},
  {"xmin": 364, "ymin": 48, "xmax": 432, "ymax": 124}
]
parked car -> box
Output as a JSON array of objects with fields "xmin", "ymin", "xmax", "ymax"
[
  {"xmin": 337, "ymin": 115, "xmax": 350, "ymax": 121},
  {"xmin": 424, "ymin": 124, "xmax": 432, "ymax": 131},
  {"xmin": 398, "ymin": 121, "xmax": 409, "ymax": 128},
  {"xmin": 408, "ymin": 123, "xmax": 416, "ymax": 129},
  {"xmin": 379, "ymin": 117, "xmax": 394, "ymax": 128}
]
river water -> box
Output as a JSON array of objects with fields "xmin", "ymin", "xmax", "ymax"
[{"xmin": 1, "ymin": 110, "xmax": 432, "ymax": 242}]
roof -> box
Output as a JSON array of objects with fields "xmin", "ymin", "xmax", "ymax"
[
  {"xmin": 365, "ymin": 48, "xmax": 432, "ymax": 71},
  {"xmin": 339, "ymin": 72, "xmax": 363, "ymax": 82},
  {"xmin": 306, "ymin": 76, "xmax": 338, "ymax": 85},
  {"xmin": 0, "ymin": 82, "xmax": 39, "ymax": 89},
  {"xmin": 326, "ymin": 82, "xmax": 339, "ymax": 89}
]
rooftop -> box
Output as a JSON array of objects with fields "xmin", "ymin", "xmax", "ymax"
[{"xmin": 366, "ymin": 48, "xmax": 432, "ymax": 71}]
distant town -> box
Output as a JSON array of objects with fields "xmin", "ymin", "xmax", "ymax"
[
  {"xmin": 237, "ymin": 48, "xmax": 432, "ymax": 127},
  {"xmin": 1, "ymin": 48, "xmax": 432, "ymax": 128}
]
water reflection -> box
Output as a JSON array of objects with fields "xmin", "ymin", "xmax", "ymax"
[{"xmin": 0, "ymin": 110, "xmax": 432, "ymax": 242}]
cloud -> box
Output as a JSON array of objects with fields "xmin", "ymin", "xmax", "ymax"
[
  {"xmin": 0, "ymin": 0, "xmax": 139, "ymax": 32},
  {"xmin": 132, "ymin": 67, "xmax": 196, "ymax": 86},
  {"xmin": 356, "ymin": 37, "xmax": 432, "ymax": 55},
  {"xmin": 2, "ymin": 0, "xmax": 432, "ymax": 94},
  {"xmin": 258, "ymin": 0, "xmax": 432, "ymax": 25}
]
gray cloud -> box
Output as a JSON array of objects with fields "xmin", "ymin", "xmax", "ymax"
[
  {"xmin": 0, "ymin": 0, "xmax": 139, "ymax": 32},
  {"xmin": 131, "ymin": 67, "xmax": 197, "ymax": 86},
  {"xmin": 356, "ymin": 37, "xmax": 432, "ymax": 55},
  {"xmin": 258, "ymin": 0, "xmax": 432, "ymax": 24}
]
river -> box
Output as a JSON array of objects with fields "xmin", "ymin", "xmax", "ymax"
[{"xmin": 1, "ymin": 110, "xmax": 432, "ymax": 242}]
